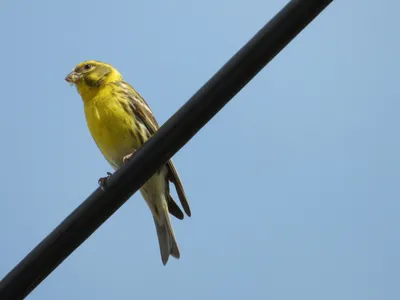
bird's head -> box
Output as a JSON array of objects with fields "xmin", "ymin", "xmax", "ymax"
[{"xmin": 65, "ymin": 60, "xmax": 122, "ymax": 90}]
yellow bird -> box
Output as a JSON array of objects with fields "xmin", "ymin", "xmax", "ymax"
[{"xmin": 65, "ymin": 60, "xmax": 191, "ymax": 265}]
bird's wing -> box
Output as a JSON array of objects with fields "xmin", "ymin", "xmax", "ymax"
[{"xmin": 123, "ymin": 82, "xmax": 191, "ymax": 217}]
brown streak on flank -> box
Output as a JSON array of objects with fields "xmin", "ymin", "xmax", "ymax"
[
  {"xmin": 110, "ymin": 90, "xmax": 118, "ymax": 99},
  {"xmin": 129, "ymin": 128, "xmax": 138, "ymax": 142},
  {"xmin": 120, "ymin": 99, "xmax": 132, "ymax": 116}
]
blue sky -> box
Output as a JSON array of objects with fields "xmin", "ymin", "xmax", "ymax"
[{"xmin": 0, "ymin": 0, "xmax": 399, "ymax": 299}]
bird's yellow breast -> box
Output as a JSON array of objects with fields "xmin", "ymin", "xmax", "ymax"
[{"xmin": 83, "ymin": 86, "xmax": 140, "ymax": 169}]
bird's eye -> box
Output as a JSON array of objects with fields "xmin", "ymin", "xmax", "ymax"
[{"xmin": 84, "ymin": 64, "xmax": 92, "ymax": 70}]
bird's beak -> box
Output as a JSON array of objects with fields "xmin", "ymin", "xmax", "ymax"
[{"xmin": 65, "ymin": 71, "xmax": 80, "ymax": 84}]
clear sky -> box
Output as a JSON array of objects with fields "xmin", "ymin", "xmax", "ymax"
[{"xmin": 0, "ymin": 1, "xmax": 399, "ymax": 299}]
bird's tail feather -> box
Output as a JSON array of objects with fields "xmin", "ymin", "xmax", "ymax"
[{"xmin": 154, "ymin": 207, "xmax": 180, "ymax": 265}]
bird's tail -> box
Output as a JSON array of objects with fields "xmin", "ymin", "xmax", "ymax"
[{"xmin": 154, "ymin": 204, "xmax": 180, "ymax": 265}]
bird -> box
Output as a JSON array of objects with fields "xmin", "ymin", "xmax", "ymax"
[{"xmin": 65, "ymin": 60, "xmax": 191, "ymax": 265}]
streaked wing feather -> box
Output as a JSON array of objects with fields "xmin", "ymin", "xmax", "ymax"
[
  {"xmin": 166, "ymin": 160, "xmax": 191, "ymax": 216},
  {"xmin": 123, "ymin": 82, "xmax": 191, "ymax": 217},
  {"xmin": 167, "ymin": 194, "xmax": 184, "ymax": 220}
]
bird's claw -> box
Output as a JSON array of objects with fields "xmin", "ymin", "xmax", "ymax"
[
  {"xmin": 98, "ymin": 172, "xmax": 113, "ymax": 190},
  {"xmin": 122, "ymin": 151, "xmax": 136, "ymax": 164}
]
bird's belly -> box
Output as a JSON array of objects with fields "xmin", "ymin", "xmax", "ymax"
[{"xmin": 84, "ymin": 100, "xmax": 142, "ymax": 169}]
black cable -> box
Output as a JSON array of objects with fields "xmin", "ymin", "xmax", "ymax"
[{"xmin": 0, "ymin": 0, "xmax": 333, "ymax": 298}]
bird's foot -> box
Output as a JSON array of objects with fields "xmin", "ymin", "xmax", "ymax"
[
  {"xmin": 122, "ymin": 150, "xmax": 136, "ymax": 164},
  {"xmin": 98, "ymin": 172, "xmax": 113, "ymax": 190}
]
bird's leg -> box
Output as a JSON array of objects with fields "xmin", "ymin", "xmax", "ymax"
[
  {"xmin": 123, "ymin": 149, "xmax": 136, "ymax": 164},
  {"xmin": 98, "ymin": 172, "xmax": 113, "ymax": 189},
  {"xmin": 98, "ymin": 149, "xmax": 136, "ymax": 189}
]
